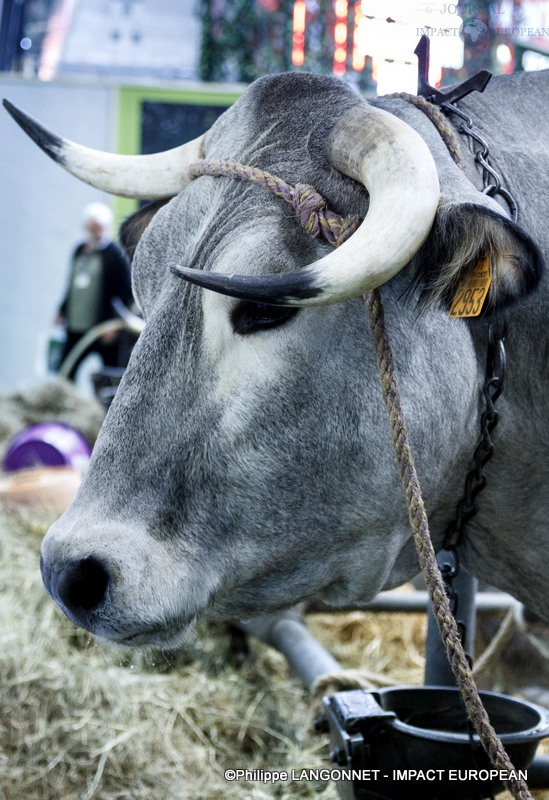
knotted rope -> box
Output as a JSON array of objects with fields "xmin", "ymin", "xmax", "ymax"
[
  {"xmin": 188, "ymin": 159, "xmax": 362, "ymax": 247},
  {"xmin": 365, "ymin": 288, "xmax": 533, "ymax": 800}
]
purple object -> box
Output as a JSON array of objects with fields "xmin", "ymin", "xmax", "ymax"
[{"xmin": 3, "ymin": 423, "xmax": 92, "ymax": 473}]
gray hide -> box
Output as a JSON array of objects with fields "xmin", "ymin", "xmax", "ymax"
[{"xmin": 39, "ymin": 70, "xmax": 549, "ymax": 648}]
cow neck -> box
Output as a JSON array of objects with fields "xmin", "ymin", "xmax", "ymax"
[
  {"xmin": 411, "ymin": 92, "xmax": 515, "ymax": 557},
  {"xmin": 389, "ymin": 90, "xmax": 515, "ymax": 560},
  {"xmin": 370, "ymin": 83, "xmax": 529, "ymax": 800},
  {"xmin": 443, "ymin": 318, "xmax": 507, "ymax": 555}
]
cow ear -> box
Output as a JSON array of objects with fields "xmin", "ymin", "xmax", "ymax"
[
  {"xmin": 119, "ymin": 198, "xmax": 171, "ymax": 262},
  {"xmin": 412, "ymin": 203, "xmax": 543, "ymax": 315}
]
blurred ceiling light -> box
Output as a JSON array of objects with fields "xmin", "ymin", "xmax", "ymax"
[
  {"xmin": 355, "ymin": 1, "xmax": 464, "ymax": 93},
  {"xmin": 496, "ymin": 43, "xmax": 512, "ymax": 64}
]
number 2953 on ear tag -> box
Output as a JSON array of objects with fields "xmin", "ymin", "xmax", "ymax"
[{"xmin": 449, "ymin": 256, "xmax": 492, "ymax": 318}]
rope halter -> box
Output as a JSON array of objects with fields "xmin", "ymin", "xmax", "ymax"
[{"xmin": 188, "ymin": 159, "xmax": 362, "ymax": 248}]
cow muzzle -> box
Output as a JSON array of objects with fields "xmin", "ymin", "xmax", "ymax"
[
  {"xmin": 40, "ymin": 514, "xmax": 219, "ymax": 647},
  {"xmin": 40, "ymin": 552, "xmax": 111, "ymax": 631}
]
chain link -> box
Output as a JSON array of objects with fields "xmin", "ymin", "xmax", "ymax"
[
  {"xmin": 444, "ymin": 320, "xmax": 507, "ymax": 552},
  {"xmin": 440, "ymin": 101, "xmax": 519, "ymax": 223},
  {"xmin": 437, "ymin": 319, "xmax": 506, "ymax": 657}
]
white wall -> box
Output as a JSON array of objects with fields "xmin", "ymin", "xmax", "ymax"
[{"xmin": 0, "ymin": 77, "xmax": 117, "ymax": 392}]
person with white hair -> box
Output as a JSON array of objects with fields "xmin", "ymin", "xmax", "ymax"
[{"xmin": 55, "ymin": 202, "xmax": 133, "ymax": 379}]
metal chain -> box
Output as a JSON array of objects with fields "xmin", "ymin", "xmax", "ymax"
[
  {"xmin": 440, "ymin": 101, "xmax": 519, "ymax": 223},
  {"xmin": 428, "ymin": 99, "xmax": 513, "ymax": 669},
  {"xmin": 433, "ymin": 98, "xmax": 514, "ymax": 587},
  {"xmin": 444, "ymin": 319, "xmax": 507, "ymax": 552}
]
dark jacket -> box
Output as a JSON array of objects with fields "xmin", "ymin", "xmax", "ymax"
[{"xmin": 59, "ymin": 241, "xmax": 133, "ymax": 330}]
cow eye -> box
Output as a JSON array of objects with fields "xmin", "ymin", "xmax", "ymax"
[{"xmin": 230, "ymin": 301, "xmax": 299, "ymax": 335}]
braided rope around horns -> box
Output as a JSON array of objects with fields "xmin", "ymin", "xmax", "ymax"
[{"xmin": 189, "ymin": 159, "xmax": 361, "ymax": 247}]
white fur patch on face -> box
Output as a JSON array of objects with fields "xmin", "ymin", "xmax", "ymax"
[
  {"xmin": 202, "ymin": 289, "xmax": 286, "ymax": 402},
  {"xmin": 199, "ymin": 229, "xmax": 292, "ymax": 422}
]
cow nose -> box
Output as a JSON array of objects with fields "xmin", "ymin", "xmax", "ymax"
[{"xmin": 41, "ymin": 555, "xmax": 110, "ymax": 622}]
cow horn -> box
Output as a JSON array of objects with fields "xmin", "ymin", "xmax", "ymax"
[
  {"xmin": 173, "ymin": 103, "xmax": 440, "ymax": 306},
  {"xmin": 2, "ymin": 99, "xmax": 204, "ymax": 200}
]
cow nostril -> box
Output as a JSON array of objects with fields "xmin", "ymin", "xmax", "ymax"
[{"xmin": 57, "ymin": 557, "xmax": 110, "ymax": 612}]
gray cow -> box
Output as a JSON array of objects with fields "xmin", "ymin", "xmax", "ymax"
[{"xmin": 5, "ymin": 69, "xmax": 548, "ymax": 648}]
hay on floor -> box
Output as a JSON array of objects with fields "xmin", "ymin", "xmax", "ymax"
[{"xmin": 1, "ymin": 507, "xmax": 546, "ymax": 800}]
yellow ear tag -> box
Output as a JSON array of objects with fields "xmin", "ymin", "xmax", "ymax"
[{"xmin": 449, "ymin": 256, "xmax": 492, "ymax": 318}]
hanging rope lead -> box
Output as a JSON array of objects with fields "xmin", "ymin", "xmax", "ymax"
[
  {"xmin": 364, "ymin": 287, "xmax": 533, "ymax": 800},
  {"xmin": 188, "ymin": 156, "xmax": 533, "ymax": 798}
]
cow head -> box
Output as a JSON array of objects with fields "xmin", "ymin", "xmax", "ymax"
[{"xmin": 5, "ymin": 73, "xmax": 541, "ymax": 648}]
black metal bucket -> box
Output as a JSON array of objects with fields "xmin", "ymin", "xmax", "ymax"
[{"xmin": 323, "ymin": 686, "xmax": 549, "ymax": 800}]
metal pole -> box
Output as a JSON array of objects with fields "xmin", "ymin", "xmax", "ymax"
[
  {"xmin": 307, "ymin": 589, "xmax": 519, "ymax": 614},
  {"xmin": 236, "ymin": 610, "xmax": 343, "ymax": 690},
  {"xmin": 424, "ymin": 567, "xmax": 478, "ymax": 686}
]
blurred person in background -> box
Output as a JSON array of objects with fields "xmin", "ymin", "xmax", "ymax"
[{"xmin": 55, "ymin": 202, "xmax": 133, "ymax": 380}]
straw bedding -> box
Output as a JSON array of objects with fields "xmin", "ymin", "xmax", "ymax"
[
  {"xmin": 0, "ymin": 506, "xmax": 426, "ymax": 800},
  {"xmin": 0, "ymin": 381, "xmax": 546, "ymax": 800}
]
